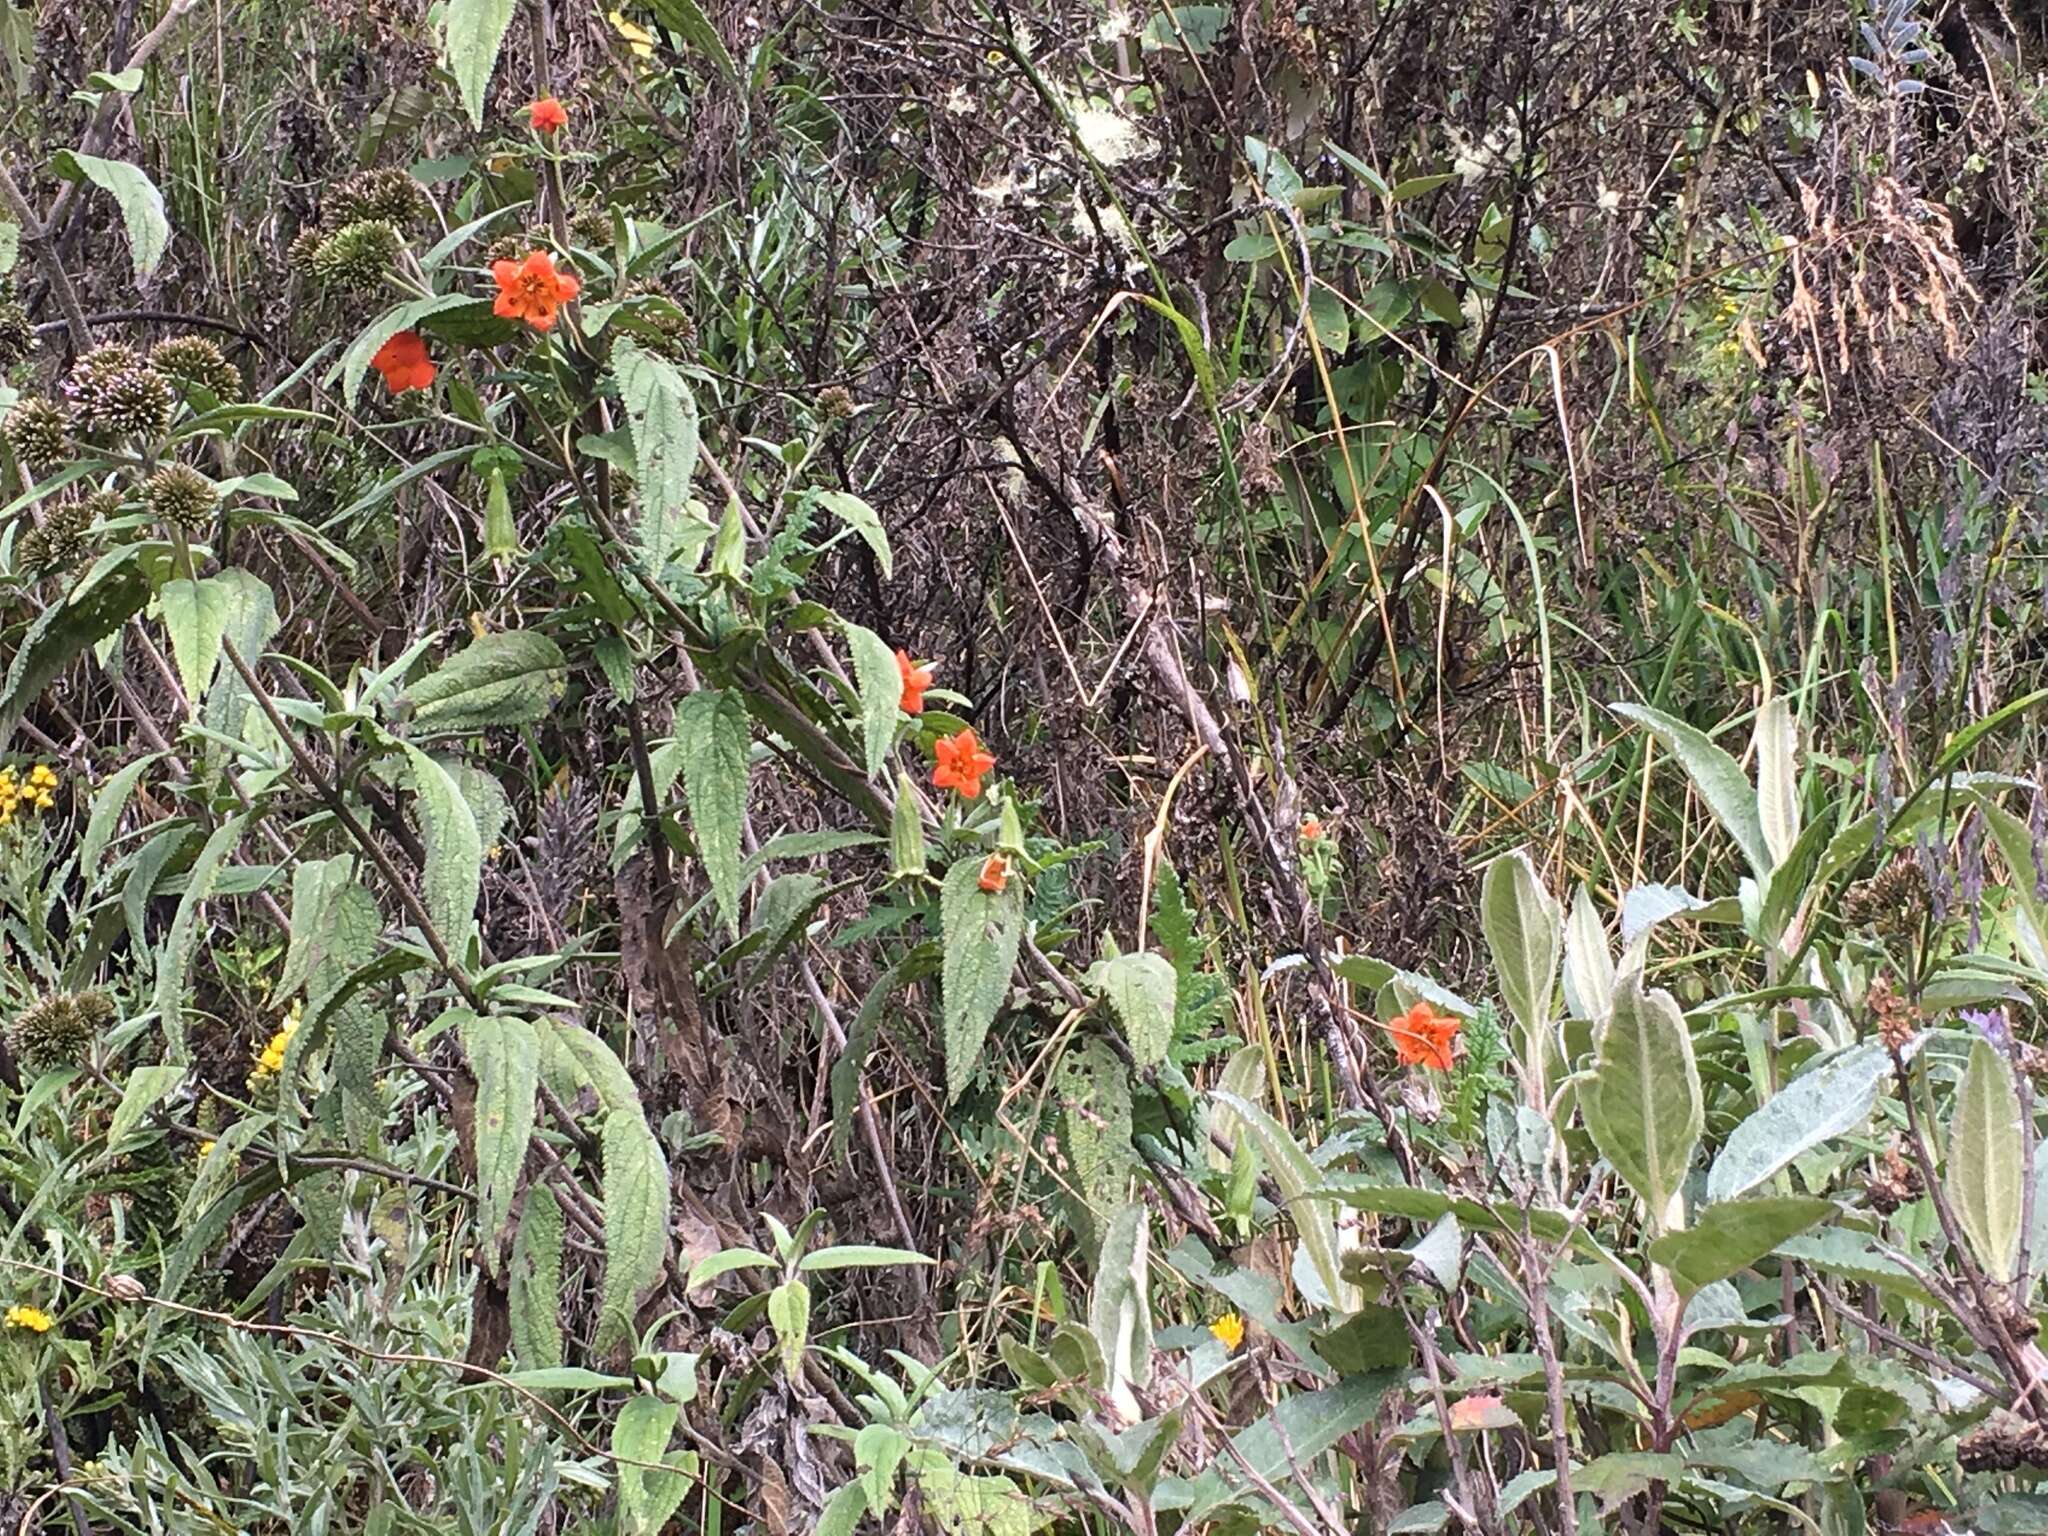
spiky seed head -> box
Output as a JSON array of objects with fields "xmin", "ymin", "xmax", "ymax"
[
  {"xmin": 309, "ymin": 220, "xmax": 403, "ymax": 293},
  {"xmin": 3, "ymin": 398, "xmax": 70, "ymax": 470},
  {"xmin": 328, "ymin": 168, "xmax": 434, "ymax": 229},
  {"xmin": 0, "ymin": 301, "xmax": 35, "ymax": 369},
  {"xmin": 142, "ymin": 463, "xmax": 219, "ymax": 533},
  {"xmin": 150, "ymin": 336, "xmax": 242, "ymax": 402}
]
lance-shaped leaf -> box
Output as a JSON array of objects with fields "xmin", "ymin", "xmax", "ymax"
[
  {"xmin": 1950, "ymin": 1035, "xmax": 2025, "ymax": 1283},
  {"xmin": 1706, "ymin": 1042, "xmax": 1889, "ymax": 1203},
  {"xmin": 1755, "ymin": 693, "xmax": 1801, "ymax": 868},
  {"xmin": 403, "ymin": 746, "xmax": 482, "ymax": 953},
  {"xmin": 442, "ymin": 0, "xmax": 517, "ymax": 127},
  {"xmin": 1482, "ymin": 848, "xmax": 1562, "ymax": 1087},
  {"xmin": 1611, "ymin": 702, "xmax": 1772, "ymax": 880},
  {"xmin": 1580, "ymin": 976, "xmax": 1701, "ymax": 1230},
  {"xmin": 940, "ymin": 853, "xmax": 1024, "ymax": 1100},
  {"xmin": 611, "ymin": 337, "xmax": 708, "ymax": 573},
  {"xmin": 1562, "ymin": 883, "xmax": 1615, "ymax": 1021},
  {"xmin": 843, "ymin": 621, "xmax": 902, "ymax": 778},
  {"xmin": 677, "ymin": 690, "xmax": 749, "ymax": 935},
  {"xmin": 54, "ymin": 152, "xmax": 169, "ymax": 277},
  {"xmin": 1087, "ymin": 951, "xmax": 1176, "ymax": 1067},
  {"xmin": 598, "ymin": 1110, "xmax": 671, "ymax": 1349},
  {"xmin": 463, "ymin": 1014, "xmax": 539, "ymax": 1272},
  {"xmin": 1645, "ymin": 1196, "xmax": 1834, "ymax": 1299},
  {"xmin": 406, "ymin": 630, "xmax": 567, "ymax": 733},
  {"xmin": 1088, "ymin": 1202, "xmax": 1152, "ymax": 1424}
]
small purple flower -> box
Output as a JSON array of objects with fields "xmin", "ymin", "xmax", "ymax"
[{"xmin": 1964, "ymin": 1007, "xmax": 2012, "ymax": 1051}]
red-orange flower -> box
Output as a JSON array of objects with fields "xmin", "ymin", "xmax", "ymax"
[
  {"xmin": 1301, "ymin": 817, "xmax": 1324, "ymax": 841},
  {"xmin": 978, "ymin": 853, "xmax": 1010, "ymax": 893},
  {"xmin": 529, "ymin": 96, "xmax": 568, "ymax": 133},
  {"xmin": 932, "ymin": 728, "xmax": 996, "ymax": 799},
  {"xmin": 491, "ymin": 250, "xmax": 582, "ymax": 332},
  {"xmin": 896, "ymin": 649, "xmax": 934, "ymax": 715},
  {"xmin": 1386, "ymin": 1000, "xmax": 1460, "ymax": 1072},
  {"xmin": 370, "ymin": 330, "xmax": 436, "ymax": 394}
]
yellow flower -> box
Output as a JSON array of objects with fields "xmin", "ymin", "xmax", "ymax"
[
  {"xmin": 1209, "ymin": 1312, "xmax": 1246, "ymax": 1352},
  {"xmin": 610, "ymin": 9, "xmax": 655, "ymax": 58},
  {"xmin": 249, "ymin": 1002, "xmax": 302, "ymax": 1084},
  {"xmin": 5, "ymin": 1304, "xmax": 54, "ymax": 1333},
  {"xmin": 196, "ymin": 1139, "xmax": 216, "ymax": 1161}
]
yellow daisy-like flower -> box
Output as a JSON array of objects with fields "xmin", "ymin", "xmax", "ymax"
[
  {"xmin": 5, "ymin": 1304, "xmax": 54, "ymax": 1333},
  {"xmin": 196, "ymin": 1139, "xmax": 216, "ymax": 1161},
  {"xmin": 1209, "ymin": 1312, "xmax": 1246, "ymax": 1352},
  {"xmin": 610, "ymin": 9, "xmax": 655, "ymax": 59},
  {"xmin": 249, "ymin": 1001, "xmax": 303, "ymax": 1084}
]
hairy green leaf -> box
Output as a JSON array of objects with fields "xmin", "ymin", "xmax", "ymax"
[
  {"xmin": 1481, "ymin": 848, "xmax": 1562, "ymax": 1088},
  {"xmin": 812, "ymin": 489, "xmax": 892, "ymax": 577},
  {"xmin": 615, "ymin": 1393, "xmax": 691, "ymax": 1535},
  {"xmin": 464, "ymin": 1014, "xmax": 539, "ymax": 1273},
  {"xmin": 1561, "ymin": 883, "xmax": 1614, "ymax": 1021},
  {"xmin": 1706, "ymin": 1043, "xmax": 1889, "ymax": 1203},
  {"xmin": 1644, "ymin": 1196, "xmax": 1833, "ymax": 1299},
  {"xmin": 843, "ymin": 621, "xmax": 901, "ymax": 778},
  {"xmin": 677, "ymin": 689, "xmax": 749, "ymax": 935},
  {"xmin": 1087, "ymin": 951, "xmax": 1176, "ymax": 1066},
  {"xmin": 407, "ymin": 630, "xmax": 567, "ymax": 732},
  {"xmin": 403, "ymin": 746, "xmax": 482, "ymax": 954},
  {"xmin": 1580, "ymin": 976, "xmax": 1701, "ymax": 1230},
  {"xmin": 1754, "ymin": 694, "xmax": 1801, "ymax": 868},
  {"xmin": 509, "ymin": 1184, "xmax": 565, "ymax": 1368},
  {"xmin": 940, "ymin": 854, "xmax": 1024, "ymax": 1100},
  {"xmin": 155, "ymin": 813, "xmax": 248, "ymax": 1058},
  {"xmin": 0, "ymin": 552, "xmax": 151, "ymax": 746},
  {"xmin": 1950, "ymin": 1035, "xmax": 2024, "ymax": 1283},
  {"xmin": 441, "ymin": 0, "xmax": 517, "ymax": 127},
  {"xmin": 1611, "ymin": 702, "xmax": 1771, "ymax": 879},
  {"xmin": 612, "ymin": 337, "xmax": 709, "ymax": 573},
  {"xmin": 598, "ymin": 1110, "xmax": 671, "ymax": 1350},
  {"xmin": 645, "ymin": 0, "xmax": 738, "ymax": 79}
]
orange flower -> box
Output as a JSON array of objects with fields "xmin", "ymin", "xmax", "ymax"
[
  {"xmin": 896, "ymin": 649, "xmax": 934, "ymax": 715},
  {"xmin": 490, "ymin": 250, "xmax": 582, "ymax": 332},
  {"xmin": 370, "ymin": 330, "xmax": 436, "ymax": 394},
  {"xmin": 1386, "ymin": 1000, "xmax": 1459, "ymax": 1072},
  {"xmin": 932, "ymin": 728, "xmax": 996, "ymax": 799},
  {"xmin": 529, "ymin": 96, "xmax": 568, "ymax": 133},
  {"xmin": 1301, "ymin": 817, "xmax": 1324, "ymax": 841},
  {"xmin": 978, "ymin": 853, "xmax": 1010, "ymax": 893}
]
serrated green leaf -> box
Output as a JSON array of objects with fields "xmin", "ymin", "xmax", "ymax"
[
  {"xmin": 463, "ymin": 1014, "xmax": 539, "ymax": 1273},
  {"xmin": 812, "ymin": 489, "xmax": 892, "ymax": 578},
  {"xmin": 1057, "ymin": 1038, "xmax": 1132, "ymax": 1234},
  {"xmin": 1950, "ymin": 1035, "xmax": 2024, "ymax": 1283},
  {"xmin": 1706, "ymin": 1042, "xmax": 1889, "ymax": 1203},
  {"xmin": 442, "ymin": 0, "xmax": 517, "ymax": 128},
  {"xmin": 676, "ymin": 689, "xmax": 748, "ymax": 934},
  {"xmin": 611, "ymin": 337, "xmax": 709, "ymax": 573},
  {"xmin": 509, "ymin": 1183, "xmax": 565, "ymax": 1368},
  {"xmin": 155, "ymin": 813, "xmax": 247, "ymax": 1058},
  {"xmin": 54, "ymin": 152, "xmax": 169, "ymax": 277},
  {"xmin": 598, "ymin": 1110, "xmax": 670, "ymax": 1350},
  {"xmin": 0, "ymin": 552, "xmax": 151, "ymax": 747},
  {"xmin": 160, "ymin": 575, "xmax": 242, "ymax": 715},
  {"xmin": 1086, "ymin": 951, "xmax": 1175, "ymax": 1066},
  {"xmin": 407, "ymin": 630, "xmax": 568, "ymax": 732},
  {"xmin": 403, "ymin": 746, "xmax": 482, "ymax": 952},
  {"xmin": 615, "ymin": 1394, "xmax": 690, "ymax": 1536},
  {"xmin": 79, "ymin": 753, "xmax": 162, "ymax": 896},
  {"xmin": 843, "ymin": 621, "xmax": 901, "ymax": 778},
  {"xmin": 107, "ymin": 1063, "xmax": 183, "ymax": 1153},
  {"xmin": 1611, "ymin": 702, "xmax": 1771, "ymax": 880},
  {"xmin": 1581, "ymin": 975, "xmax": 1700, "ymax": 1231},
  {"xmin": 940, "ymin": 854, "xmax": 1024, "ymax": 1100}
]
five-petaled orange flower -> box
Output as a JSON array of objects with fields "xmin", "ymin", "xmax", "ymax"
[
  {"xmin": 896, "ymin": 649, "xmax": 934, "ymax": 715},
  {"xmin": 491, "ymin": 250, "xmax": 582, "ymax": 332},
  {"xmin": 932, "ymin": 728, "xmax": 996, "ymax": 799},
  {"xmin": 529, "ymin": 96, "xmax": 569, "ymax": 133},
  {"xmin": 370, "ymin": 330, "xmax": 436, "ymax": 394},
  {"xmin": 1387, "ymin": 1000, "xmax": 1460, "ymax": 1072},
  {"xmin": 978, "ymin": 853, "xmax": 1010, "ymax": 894}
]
